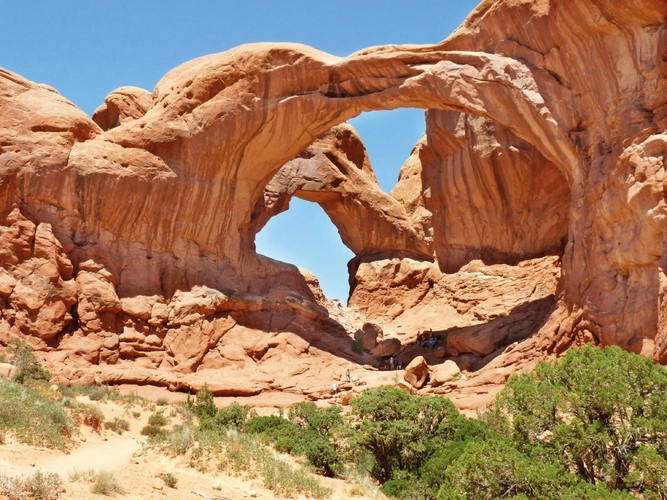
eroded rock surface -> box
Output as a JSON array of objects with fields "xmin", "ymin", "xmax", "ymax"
[{"xmin": 0, "ymin": 0, "xmax": 664, "ymax": 408}]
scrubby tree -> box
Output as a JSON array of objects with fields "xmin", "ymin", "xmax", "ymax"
[
  {"xmin": 489, "ymin": 345, "xmax": 667, "ymax": 496},
  {"xmin": 437, "ymin": 438, "xmax": 632, "ymax": 500},
  {"xmin": 349, "ymin": 386, "xmax": 459, "ymax": 483},
  {"xmin": 186, "ymin": 383, "xmax": 217, "ymax": 419},
  {"xmin": 4, "ymin": 337, "xmax": 51, "ymax": 384}
]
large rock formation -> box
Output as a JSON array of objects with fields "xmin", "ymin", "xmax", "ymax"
[
  {"xmin": 250, "ymin": 123, "xmax": 432, "ymax": 263},
  {"xmin": 0, "ymin": 0, "xmax": 665, "ymax": 403}
]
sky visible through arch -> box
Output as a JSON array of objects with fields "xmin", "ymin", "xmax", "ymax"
[{"xmin": 3, "ymin": 0, "xmax": 480, "ymax": 301}]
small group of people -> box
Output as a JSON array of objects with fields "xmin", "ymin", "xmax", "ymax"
[
  {"xmin": 418, "ymin": 330, "xmax": 439, "ymax": 349},
  {"xmin": 381, "ymin": 356, "xmax": 402, "ymax": 371}
]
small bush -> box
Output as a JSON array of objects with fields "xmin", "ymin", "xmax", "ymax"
[
  {"xmin": 4, "ymin": 338, "xmax": 51, "ymax": 385},
  {"xmin": 104, "ymin": 418, "xmax": 130, "ymax": 435},
  {"xmin": 90, "ymin": 470, "xmax": 126, "ymax": 496},
  {"xmin": 245, "ymin": 415, "xmax": 289, "ymax": 434},
  {"xmin": 86, "ymin": 387, "xmax": 108, "ymax": 402},
  {"xmin": 147, "ymin": 413, "xmax": 169, "ymax": 427},
  {"xmin": 156, "ymin": 398, "xmax": 169, "ymax": 406},
  {"xmin": 0, "ymin": 378, "xmax": 74, "ymax": 450},
  {"xmin": 70, "ymin": 469, "xmax": 126, "ymax": 496},
  {"xmin": 348, "ymin": 484, "xmax": 366, "ymax": 497},
  {"xmin": 165, "ymin": 424, "xmax": 194, "ymax": 455},
  {"xmin": 214, "ymin": 402, "xmax": 250, "ymax": 429},
  {"xmin": 0, "ymin": 470, "xmax": 63, "ymax": 500},
  {"xmin": 140, "ymin": 425, "xmax": 165, "ymax": 438},
  {"xmin": 162, "ymin": 473, "xmax": 178, "ymax": 489},
  {"xmin": 185, "ymin": 384, "xmax": 217, "ymax": 418},
  {"xmin": 69, "ymin": 402, "xmax": 105, "ymax": 432}
]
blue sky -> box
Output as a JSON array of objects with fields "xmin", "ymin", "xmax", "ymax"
[{"xmin": 3, "ymin": 1, "xmax": 480, "ymax": 301}]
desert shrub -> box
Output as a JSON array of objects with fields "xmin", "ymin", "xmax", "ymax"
[
  {"xmin": 140, "ymin": 424, "xmax": 165, "ymax": 438},
  {"xmin": 162, "ymin": 472, "xmax": 178, "ymax": 489},
  {"xmin": 0, "ymin": 378, "xmax": 74, "ymax": 450},
  {"xmin": 4, "ymin": 338, "xmax": 51, "ymax": 384},
  {"xmin": 147, "ymin": 412, "xmax": 169, "ymax": 427},
  {"xmin": 164, "ymin": 424, "xmax": 195, "ymax": 455},
  {"xmin": 213, "ymin": 402, "xmax": 251, "ymax": 429},
  {"xmin": 185, "ymin": 384, "xmax": 216, "ymax": 419},
  {"xmin": 156, "ymin": 397, "xmax": 168, "ymax": 406},
  {"xmin": 141, "ymin": 412, "xmax": 169, "ymax": 438},
  {"xmin": 91, "ymin": 470, "xmax": 126, "ymax": 496},
  {"xmin": 70, "ymin": 469, "xmax": 126, "ymax": 496},
  {"xmin": 244, "ymin": 415, "xmax": 287, "ymax": 434},
  {"xmin": 381, "ymin": 477, "xmax": 430, "ymax": 500},
  {"xmin": 489, "ymin": 345, "xmax": 667, "ymax": 495},
  {"xmin": 83, "ymin": 386, "xmax": 107, "ymax": 402},
  {"xmin": 246, "ymin": 403, "xmax": 344, "ymax": 477},
  {"xmin": 347, "ymin": 484, "xmax": 366, "ymax": 496},
  {"xmin": 103, "ymin": 418, "xmax": 130, "ymax": 435},
  {"xmin": 0, "ymin": 470, "xmax": 63, "ymax": 500},
  {"xmin": 68, "ymin": 402, "xmax": 104, "ymax": 432}
]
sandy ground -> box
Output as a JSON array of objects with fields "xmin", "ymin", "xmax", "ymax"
[{"xmin": 0, "ymin": 395, "xmax": 386, "ymax": 500}]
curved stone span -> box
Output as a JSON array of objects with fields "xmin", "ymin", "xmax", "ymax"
[
  {"xmin": 1, "ymin": 39, "xmax": 579, "ymax": 300},
  {"xmin": 250, "ymin": 123, "xmax": 433, "ymax": 262},
  {"xmin": 89, "ymin": 44, "xmax": 579, "ymax": 266}
]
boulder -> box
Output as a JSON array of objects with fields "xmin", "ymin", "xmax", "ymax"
[
  {"xmin": 371, "ymin": 338, "xmax": 401, "ymax": 357},
  {"xmin": 167, "ymin": 286, "xmax": 229, "ymax": 326},
  {"xmin": 395, "ymin": 379, "xmax": 417, "ymax": 395},
  {"xmin": 404, "ymin": 356, "xmax": 429, "ymax": 389},
  {"xmin": 430, "ymin": 360, "xmax": 461, "ymax": 386},
  {"xmin": 357, "ymin": 322, "xmax": 382, "ymax": 352},
  {"xmin": 0, "ymin": 363, "xmax": 17, "ymax": 379},
  {"xmin": 120, "ymin": 296, "xmax": 158, "ymax": 320}
]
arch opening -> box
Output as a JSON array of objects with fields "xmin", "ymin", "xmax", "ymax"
[
  {"xmin": 255, "ymin": 197, "xmax": 353, "ymax": 301},
  {"xmin": 251, "ymin": 109, "xmax": 432, "ymax": 303},
  {"xmin": 348, "ymin": 108, "xmax": 426, "ymax": 194}
]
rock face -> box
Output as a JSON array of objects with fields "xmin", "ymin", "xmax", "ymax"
[
  {"xmin": 250, "ymin": 123, "xmax": 432, "ymax": 262},
  {"xmin": 92, "ymin": 86, "xmax": 153, "ymax": 131},
  {"xmin": 0, "ymin": 363, "xmax": 17, "ymax": 379},
  {"xmin": 0, "ymin": 0, "xmax": 665, "ymax": 400},
  {"xmin": 430, "ymin": 360, "xmax": 460, "ymax": 387},
  {"xmin": 420, "ymin": 111, "xmax": 571, "ymax": 272},
  {"xmin": 404, "ymin": 356, "xmax": 429, "ymax": 389}
]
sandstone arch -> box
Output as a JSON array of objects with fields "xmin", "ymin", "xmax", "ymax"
[
  {"xmin": 0, "ymin": 0, "xmax": 665, "ymax": 385},
  {"xmin": 1, "ymin": 40, "xmax": 579, "ymax": 296},
  {"xmin": 249, "ymin": 122, "xmax": 433, "ymax": 263}
]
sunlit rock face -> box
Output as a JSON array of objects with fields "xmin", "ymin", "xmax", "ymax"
[{"xmin": 0, "ymin": 0, "xmax": 665, "ymax": 399}]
